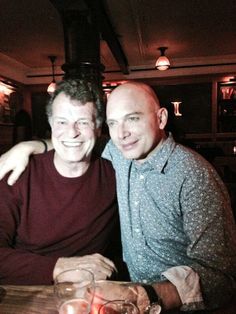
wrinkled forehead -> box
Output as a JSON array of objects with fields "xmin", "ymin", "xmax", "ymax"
[{"xmin": 53, "ymin": 93, "xmax": 94, "ymax": 110}]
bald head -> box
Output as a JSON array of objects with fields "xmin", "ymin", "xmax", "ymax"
[{"xmin": 107, "ymin": 81, "xmax": 161, "ymax": 112}]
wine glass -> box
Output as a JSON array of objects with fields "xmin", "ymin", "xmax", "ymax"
[
  {"xmin": 98, "ymin": 300, "xmax": 139, "ymax": 314},
  {"xmin": 54, "ymin": 268, "xmax": 95, "ymax": 314}
]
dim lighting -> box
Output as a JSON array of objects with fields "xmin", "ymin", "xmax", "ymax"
[
  {"xmin": 47, "ymin": 56, "xmax": 57, "ymax": 94},
  {"xmin": 171, "ymin": 101, "xmax": 182, "ymax": 116},
  {"xmin": 0, "ymin": 81, "xmax": 15, "ymax": 95},
  {"xmin": 155, "ymin": 47, "xmax": 170, "ymax": 71}
]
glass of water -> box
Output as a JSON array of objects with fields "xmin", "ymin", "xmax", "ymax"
[{"xmin": 54, "ymin": 268, "xmax": 95, "ymax": 314}]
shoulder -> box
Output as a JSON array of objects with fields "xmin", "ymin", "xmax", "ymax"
[
  {"xmin": 102, "ymin": 140, "xmax": 130, "ymax": 171},
  {"xmin": 89, "ymin": 155, "xmax": 117, "ymax": 192},
  {"xmin": 171, "ymin": 144, "xmax": 225, "ymax": 188},
  {"xmin": 29, "ymin": 150, "xmax": 53, "ymax": 168},
  {"xmin": 0, "ymin": 151, "xmax": 51, "ymax": 192},
  {"xmin": 172, "ymin": 143, "xmax": 211, "ymax": 169},
  {"xmin": 91, "ymin": 154, "xmax": 115, "ymax": 175}
]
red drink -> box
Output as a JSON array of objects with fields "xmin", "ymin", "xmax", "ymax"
[{"xmin": 59, "ymin": 298, "xmax": 90, "ymax": 314}]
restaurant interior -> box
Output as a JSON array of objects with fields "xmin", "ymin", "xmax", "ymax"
[
  {"xmin": 0, "ymin": 0, "xmax": 235, "ymax": 220},
  {"xmin": 0, "ymin": 1, "xmax": 236, "ymax": 312}
]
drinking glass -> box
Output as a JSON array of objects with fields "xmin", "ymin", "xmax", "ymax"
[
  {"xmin": 54, "ymin": 268, "xmax": 95, "ymax": 314},
  {"xmin": 98, "ymin": 300, "xmax": 139, "ymax": 314}
]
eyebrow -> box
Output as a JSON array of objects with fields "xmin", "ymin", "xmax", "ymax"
[
  {"xmin": 106, "ymin": 111, "xmax": 143, "ymax": 123},
  {"xmin": 53, "ymin": 116, "xmax": 93, "ymax": 121}
]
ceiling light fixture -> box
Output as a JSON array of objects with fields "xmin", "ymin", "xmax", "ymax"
[
  {"xmin": 155, "ymin": 47, "xmax": 170, "ymax": 71},
  {"xmin": 47, "ymin": 55, "xmax": 57, "ymax": 94}
]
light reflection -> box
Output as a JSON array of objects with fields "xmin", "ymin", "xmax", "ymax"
[{"xmin": 171, "ymin": 101, "xmax": 182, "ymax": 116}]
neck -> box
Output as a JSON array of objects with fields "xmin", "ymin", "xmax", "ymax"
[
  {"xmin": 136, "ymin": 133, "xmax": 167, "ymax": 164},
  {"xmin": 53, "ymin": 154, "xmax": 91, "ymax": 177}
]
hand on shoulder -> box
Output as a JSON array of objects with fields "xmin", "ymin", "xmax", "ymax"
[{"xmin": 0, "ymin": 141, "xmax": 36, "ymax": 185}]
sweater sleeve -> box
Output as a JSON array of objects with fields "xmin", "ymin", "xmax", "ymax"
[{"xmin": 0, "ymin": 176, "xmax": 58, "ymax": 285}]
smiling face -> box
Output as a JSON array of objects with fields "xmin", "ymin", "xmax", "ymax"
[
  {"xmin": 106, "ymin": 83, "xmax": 168, "ymax": 163},
  {"xmin": 49, "ymin": 92, "xmax": 99, "ymax": 171}
]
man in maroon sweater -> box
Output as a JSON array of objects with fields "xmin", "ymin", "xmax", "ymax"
[{"xmin": 0, "ymin": 79, "xmax": 118, "ymax": 285}]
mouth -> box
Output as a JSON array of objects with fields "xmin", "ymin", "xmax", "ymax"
[
  {"xmin": 120, "ymin": 140, "xmax": 138, "ymax": 151},
  {"xmin": 62, "ymin": 141, "xmax": 83, "ymax": 148}
]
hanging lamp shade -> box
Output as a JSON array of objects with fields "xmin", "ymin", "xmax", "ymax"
[
  {"xmin": 47, "ymin": 55, "xmax": 57, "ymax": 94},
  {"xmin": 47, "ymin": 81, "xmax": 56, "ymax": 94},
  {"xmin": 155, "ymin": 47, "xmax": 170, "ymax": 71}
]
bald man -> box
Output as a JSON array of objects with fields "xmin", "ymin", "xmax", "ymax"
[{"xmin": 1, "ymin": 81, "xmax": 236, "ymax": 313}]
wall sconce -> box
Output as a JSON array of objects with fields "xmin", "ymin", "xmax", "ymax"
[
  {"xmin": 233, "ymin": 145, "xmax": 236, "ymax": 155},
  {"xmin": 0, "ymin": 81, "xmax": 15, "ymax": 95},
  {"xmin": 155, "ymin": 47, "xmax": 170, "ymax": 71},
  {"xmin": 220, "ymin": 77, "xmax": 236, "ymax": 99},
  {"xmin": 47, "ymin": 55, "xmax": 57, "ymax": 94},
  {"xmin": 171, "ymin": 101, "xmax": 182, "ymax": 116},
  {"xmin": 220, "ymin": 86, "xmax": 234, "ymax": 99}
]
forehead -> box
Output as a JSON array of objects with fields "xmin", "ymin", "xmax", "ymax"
[
  {"xmin": 106, "ymin": 87, "xmax": 154, "ymax": 120},
  {"xmin": 52, "ymin": 93, "xmax": 95, "ymax": 118}
]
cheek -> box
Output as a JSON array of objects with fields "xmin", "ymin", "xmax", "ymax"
[
  {"xmin": 108, "ymin": 127, "xmax": 115, "ymax": 139},
  {"xmin": 85, "ymin": 129, "xmax": 97, "ymax": 141},
  {"xmin": 51, "ymin": 127, "xmax": 64, "ymax": 138}
]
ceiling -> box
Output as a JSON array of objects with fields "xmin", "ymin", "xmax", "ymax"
[{"xmin": 1, "ymin": 0, "xmax": 236, "ymax": 86}]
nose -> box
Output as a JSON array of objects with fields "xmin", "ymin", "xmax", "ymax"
[
  {"xmin": 67, "ymin": 123, "xmax": 80, "ymax": 137},
  {"xmin": 117, "ymin": 122, "xmax": 130, "ymax": 140}
]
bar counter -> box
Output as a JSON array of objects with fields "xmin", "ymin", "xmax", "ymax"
[{"xmin": 0, "ymin": 284, "xmax": 236, "ymax": 314}]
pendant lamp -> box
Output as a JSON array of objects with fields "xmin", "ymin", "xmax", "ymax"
[
  {"xmin": 47, "ymin": 56, "xmax": 57, "ymax": 94},
  {"xmin": 155, "ymin": 47, "xmax": 170, "ymax": 71}
]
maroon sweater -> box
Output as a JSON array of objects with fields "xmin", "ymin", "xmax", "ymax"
[{"xmin": 0, "ymin": 150, "xmax": 118, "ymax": 285}]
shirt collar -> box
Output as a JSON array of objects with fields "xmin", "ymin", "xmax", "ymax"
[{"xmin": 133, "ymin": 133, "xmax": 176, "ymax": 173}]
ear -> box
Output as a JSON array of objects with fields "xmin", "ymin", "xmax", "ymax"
[{"xmin": 157, "ymin": 108, "xmax": 168, "ymax": 130}]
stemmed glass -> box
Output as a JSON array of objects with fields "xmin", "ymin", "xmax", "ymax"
[
  {"xmin": 54, "ymin": 268, "xmax": 95, "ymax": 314},
  {"xmin": 98, "ymin": 300, "xmax": 139, "ymax": 314}
]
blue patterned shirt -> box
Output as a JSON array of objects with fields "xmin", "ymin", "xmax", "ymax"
[{"xmin": 102, "ymin": 134, "xmax": 236, "ymax": 309}]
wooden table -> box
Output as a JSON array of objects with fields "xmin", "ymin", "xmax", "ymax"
[
  {"xmin": 1, "ymin": 284, "xmax": 236, "ymax": 314},
  {"xmin": 0, "ymin": 285, "xmax": 57, "ymax": 314}
]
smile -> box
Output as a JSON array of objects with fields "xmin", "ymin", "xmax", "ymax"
[
  {"xmin": 121, "ymin": 140, "xmax": 138, "ymax": 150},
  {"xmin": 62, "ymin": 141, "xmax": 83, "ymax": 147}
]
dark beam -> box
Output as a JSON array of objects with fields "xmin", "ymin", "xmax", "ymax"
[{"xmin": 85, "ymin": 0, "xmax": 129, "ymax": 74}]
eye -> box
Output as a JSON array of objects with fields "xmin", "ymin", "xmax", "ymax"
[
  {"xmin": 107, "ymin": 121, "xmax": 116, "ymax": 128},
  {"xmin": 76, "ymin": 119, "xmax": 95, "ymax": 129},
  {"xmin": 55, "ymin": 120, "xmax": 67, "ymax": 126},
  {"xmin": 127, "ymin": 115, "xmax": 140, "ymax": 122},
  {"xmin": 78, "ymin": 120, "xmax": 89, "ymax": 126}
]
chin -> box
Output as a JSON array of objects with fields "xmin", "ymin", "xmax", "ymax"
[{"xmin": 121, "ymin": 151, "xmax": 140, "ymax": 160}]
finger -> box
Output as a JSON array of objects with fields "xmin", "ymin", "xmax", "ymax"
[
  {"xmin": 93, "ymin": 270, "xmax": 113, "ymax": 280},
  {"xmin": 7, "ymin": 167, "xmax": 25, "ymax": 185},
  {"xmin": 94, "ymin": 257, "xmax": 117, "ymax": 274},
  {"xmin": 100, "ymin": 256, "xmax": 117, "ymax": 270},
  {"xmin": 93, "ymin": 254, "xmax": 118, "ymax": 272},
  {"xmin": 78, "ymin": 261, "xmax": 113, "ymax": 275},
  {"xmin": 0, "ymin": 165, "xmax": 11, "ymax": 181},
  {"xmin": 78, "ymin": 261, "xmax": 115, "ymax": 279}
]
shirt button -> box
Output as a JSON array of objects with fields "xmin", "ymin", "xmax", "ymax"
[{"xmin": 140, "ymin": 174, "xmax": 144, "ymax": 180}]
